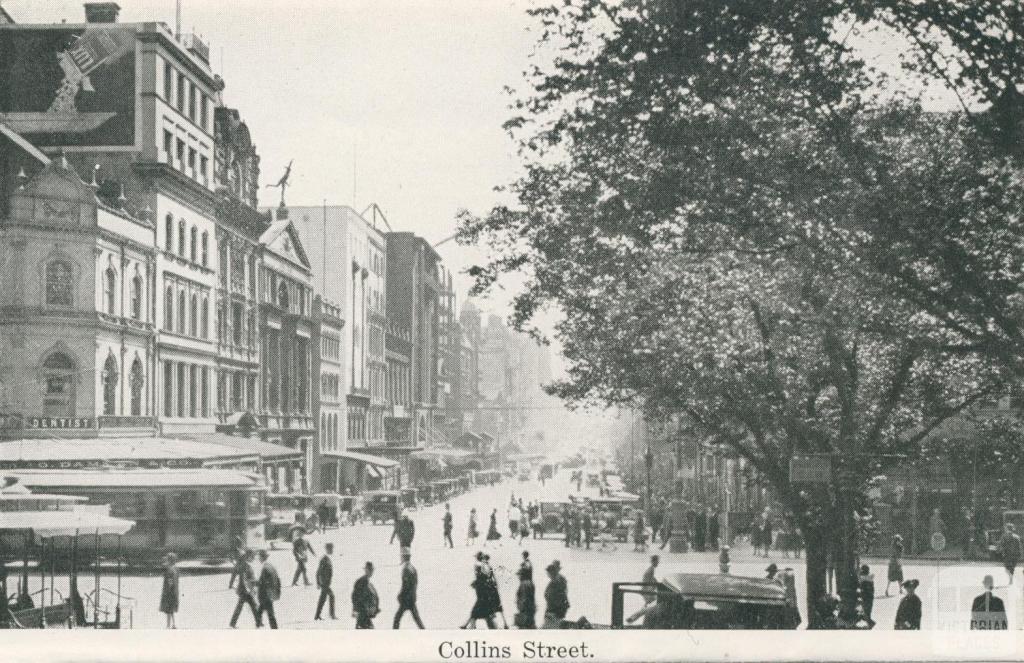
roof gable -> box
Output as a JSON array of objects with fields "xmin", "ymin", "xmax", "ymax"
[{"xmin": 260, "ymin": 218, "xmax": 311, "ymax": 271}]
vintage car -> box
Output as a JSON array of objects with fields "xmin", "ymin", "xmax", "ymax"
[
  {"xmin": 587, "ymin": 495, "xmax": 640, "ymax": 542},
  {"xmin": 363, "ymin": 490, "xmax": 401, "ymax": 524},
  {"xmin": 537, "ymin": 499, "xmax": 571, "ymax": 536},
  {"xmin": 266, "ymin": 494, "xmax": 315, "ymax": 543},
  {"xmin": 611, "ymin": 573, "xmax": 797, "ymax": 629}
]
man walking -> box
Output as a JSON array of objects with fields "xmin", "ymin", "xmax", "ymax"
[
  {"xmin": 229, "ymin": 550, "xmax": 260, "ymax": 628},
  {"xmin": 256, "ymin": 549, "xmax": 281, "ymax": 629},
  {"xmin": 627, "ymin": 555, "xmax": 659, "ymax": 624},
  {"xmin": 292, "ymin": 530, "xmax": 314, "ymax": 586},
  {"xmin": 582, "ymin": 510, "xmax": 593, "ymax": 550},
  {"xmin": 351, "ymin": 561, "xmax": 380, "ymax": 629},
  {"xmin": 543, "ymin": 560, "xmax": 569, "ymax": 629},
  {"xmin": 390, "ymin": 506, "xmax": 403, "ymax": 544},
  {"xmin": 397, "ymin": 512, "xmax": 416, "ymax": 549},
  {"xmin": 393, "ymin": 549, "xmax": 425, "ymax": 629},
  {"xmin": 443, "ymin": 504, "xmax": 455, "ymax": 549},
  {"xmin": 999, "ymin": 524, "xmax": 1022, "ymax": 586},
  {"xmin": 314, "ymin": 542, "xmax": 337, "ymax": 620},
  {"xmin": 508, "ymin": 501, "xmax": 521, "ymax": 541},
  {"xmin": 227, "ymin": 536, "xmax": 245, "ymax": 589}
]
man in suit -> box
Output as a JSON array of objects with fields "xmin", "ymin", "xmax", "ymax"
[
  {"xmin": 543, "ymin": 560, "xmax": 569, "ymax": 629},
  {"xmin": 314, "ymin": 542, "xmax": 337, "ymax": 620},
  {"xmin": 397, "ymin": 514, "xmax": 416, "ymax": 549},
  {"xmin": 351, "ymin": 561, "xmax": 380, "ymax": 629},
  {"xmin": 256, "ymin": 549, "xmax": 281, "ymax": 629},
  {"xmin": 443, "ymin": 504, "xmax": 455, "ymax": 548},
  {"xmin": 229, "ymin": 549, "xmax": 260, "ymax": 628},
  {"xmin": 971, "ymin": 575, "xmax": 1008, "ymax": 630},
  {"xmin": 393, "ymin": 549, "xmax": 425, "ymax": 628},
  {"xmin": 291, "ymin": 530, "xmax": 314, "ymax": 586}
]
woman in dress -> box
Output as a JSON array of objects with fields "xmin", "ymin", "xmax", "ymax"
[
  {"xmin": 886, "ymin": 534, "xmax": 904, "ymax": 597},
  {"xmin": 485, "ymin": 508, "xmax": 502, "ymax": 546},
  {"xmin": 159, "ymin": 552, "xmax": 180, "ymax": 629},
  {"xmin": 482, "ymin": 554, "xmax": 509, "ymax": 628},
  {"xmin": 894, "ymin": 579, "xmax": 921, "ymax": 630},
  {"xmin": 467, "ymin": 508, "xmax": 479, "ymax": 546},
  {"xmin": 858, "ymin": 564, "xmax": 876, "ymax": 624},
  {"xmin": 462, "ymin": 552, "xmax": 493, "ymax": 628}
]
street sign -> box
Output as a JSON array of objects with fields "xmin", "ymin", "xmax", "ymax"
[{"xmin": 789, "ymin": 454, "xmax": 832, "ymax": 483}]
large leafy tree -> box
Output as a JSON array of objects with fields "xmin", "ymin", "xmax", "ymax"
[{"xmin": 460, "ymin": 0, "xmax": 1024, "ymax": 625}]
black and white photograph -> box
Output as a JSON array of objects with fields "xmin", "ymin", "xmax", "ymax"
[{"xmin": 1, "ymin": 1, "xmax": 1024, "ymax": 661}]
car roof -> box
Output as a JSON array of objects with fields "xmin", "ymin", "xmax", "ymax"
[{"xmin": 658, "ymin": 573, "xmax": 787, "ymax": 605}]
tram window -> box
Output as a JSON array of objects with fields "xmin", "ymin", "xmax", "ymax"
[
  {"xmin": 175, "ymin": 491, "xmax": 199, "ymax": 515},
  {"xmin": 134, "ymin": 493, "xmax": 148, "ymax": 518},
  {"xmin": 247, "ymin": 491, "xmax": 262, "ymax": 513}
]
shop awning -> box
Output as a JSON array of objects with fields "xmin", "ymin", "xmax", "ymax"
[
  {"xmin": 324, "ymin": 450, "xmax": 399, "ymax": 469},
  {"xmin": 0, "ymin": 510, "xmax": 135, "ymax": 537}
]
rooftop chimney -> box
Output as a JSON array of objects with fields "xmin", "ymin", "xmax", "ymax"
[{"xmin": 84, "ymin": 2, "xmax": 120, "ymax": 23}]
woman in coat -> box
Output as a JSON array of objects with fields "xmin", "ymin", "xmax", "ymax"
[
  {"xmin": 486, "ymin": 509, "xmax": 502, "ymax": 545},
  {"xmin": 894, "ymin": 579, "xmax": 921, "ymax": 630},
  {"xmin": 466, "ymin": 508, "xmax": 479, "ymax": 546},
  {"xmin": 463, "ymin": 552, "xmax": 496, "ymax": 628},
  {"xmin": 886, "ymin": 534, "xmax": 904, "ymax": 597},
  {"xmin": 159, "ymin": 553, "xmax": 180, "ymax": 629}
]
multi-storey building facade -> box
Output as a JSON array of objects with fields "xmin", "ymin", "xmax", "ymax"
[
  {"xmin": 312, "ymin": 296, "xmax": 344, "ymax": 490},
  {"xmin": 386, "ymin": 232, "xmax": 441, "ymax": 449},
  {"xmin": 0, "ymin": 158, "xmax": 157, "ymax": 439}
]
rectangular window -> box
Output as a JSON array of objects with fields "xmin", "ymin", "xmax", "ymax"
[
  {"xmin": 200, "ymin": 155, "xmax": 208, "ymax": 183},
  {"xmin": 163, "ymin": 130, "xmax": 173, "ymax": 163},
  {"xmin": 232, "ymin": 303, "xmax": 243, "ymax": 346},
  {"xmin": 163, "ymin": 361, "xmax": 173, "ymax": 416},
  {"xmin": 200, "ymin": 94, "xmax": 209, "ymax": 130},
  {"xmin": 201, "ymin": 367, "xmax": 209, "ymax": 417},
  {"xmin": 189, "ymin": 365, "xmax": 198, "ymax": 418},
  {"xmin": 232, "ymin": 372, "xmax": 243, "ymax": 411},
  {"xmin": 188, "ymin": 83, "xmax": 197, "ymax": 121},
  {"xmin": 164, "ymin": 62, "xmax": 173, "ymax": 101},
  {"xmin": 177, "ymin": 73, "xmax": 186, "ymax": 112},
  {"xmin": 176, "ymin": 363, "xmax": 186, "ymax": 417},
  {"xmin": 188, "ymin": 148, "xmax": 197, "ymax": 176},
  {"xmin": 176, "ymin": 138, "xmax": 185, "ymax": 168}
]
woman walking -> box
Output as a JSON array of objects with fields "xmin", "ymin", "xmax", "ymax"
[
  {"xmin": 467, "ymin": 508, "xmax": 479, "ymax": 546},
  {"xmin": 486, "ymin": 508, "xmax": 502, "ymax": 546},
  {"xmin": 159, "ymin": 553, "xmax": 180, "ymax": 629},
  {"xmin": 886, "ymin": 534, "xmax": 904, "ymax": 597},
  {"xmin": 463, "ymin": 552, "xmax": 492, "ymax": 628}
]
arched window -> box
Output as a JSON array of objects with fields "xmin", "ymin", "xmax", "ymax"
[
  {"xmin": 45, "ymin": 261, "xmax": 74, "ymax": 307},
  {"xmin": 103, "ymin": 267, "xmax": 116, "ymax": 314},
  {"xmin": 164, "ymin": 286, "xmax": 174, "ymax": 330},
  {"xmin": 201, "ymin": 296, "xmax": 209, "ymax": 339},
  {"xmin": 177, "ymin": 290, "xmax": 186, "ymax": 333},
  {"xmin": 189, "ymin": 226, "xmax": 198, "ymax": 263},
  {"xmin": 42, "ymin": 351, "xmax": 76, "ymax": 417},
  {"xmin": 130, "ymin": 357, "xmax": 144, "ymax": 416},
  {"xmin": 102, "ymin": 353, "xmax": 119, "ymax": 416},
  {"xmin": 201, "ymin": 231, "xmax": 209, "ymax": 267},
  {"xmin": 190, "ymin": 294, "xmax": 198, "ymax": 337},
  {"xmin": 178, "ymin": 220, "xmax": 186, "ymax": 256},
  {"xmin": 277, "ymin": 281, "xmax": 289, "ymax": 310},
  {"xmin": 165, "ymin": 214, "xmax": 174, "ymax": 251},
  {"xmin": 130, "ymin": 274, "xmax": 142, "ymax": 320}
]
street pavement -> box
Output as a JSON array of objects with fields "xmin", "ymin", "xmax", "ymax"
[{"xmin": 18, "ymin": 470, "xmax": 1024, "ymax": 630}]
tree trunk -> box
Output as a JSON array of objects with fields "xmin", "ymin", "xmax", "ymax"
[
  {"xmin": 834, "ymin": 488, "xmax": 859, "ymax": 615},
  {"xmin": 804, "ymin": 525, "xmax": 829, "ymax": 628}
]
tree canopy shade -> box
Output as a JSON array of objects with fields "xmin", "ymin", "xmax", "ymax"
[{"xmin": 460, "ymin": 0, "xmax": 1024, "ymax": 626}]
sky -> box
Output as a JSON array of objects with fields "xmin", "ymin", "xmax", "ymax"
[{"xmin": 4, "ymin": 0, "xmax": 536, "ymax": 320}]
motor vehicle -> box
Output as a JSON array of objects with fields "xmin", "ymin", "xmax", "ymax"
[
  {"xmin": 337, "ymin": 495, "xmax": 363, "ymax": 525},
  {"xmin": 363, "ymin": 490, "xmax": 401, "ymax": 524},
  {"xmin": 401, "ymin": 488, "xmax": 418, "ymax": 511},
  {"xmin": 537, "ymin": 499, "xmax": 572, "ymax": 536},
  {"xmin": 588, "ymin": 495, "xmax": 640, "ymax": 542},
  {"xmin": 610, "ymin": 573, "xmax": 796, "ymax": 629},
  {"xmin": 266, "ymin": 494, "xmax": 314, "ymax": 544},
  {"xmin": 311, "ymin": 493, "xmax": 350, "ymax": 529}
]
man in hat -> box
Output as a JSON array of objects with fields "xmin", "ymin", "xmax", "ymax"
[
  {"xmin": 393, "ymin": 549, "xmax": 425, "ymax": 628},
  {"xmin": 256, "ymin": 549, "xmax": 281, "ymax": 629},
  {"xmin": 543, "ymin": 560, "xmax": 569, "ymax": 629},
  {"xmin": 397, "ymin": 513, "xmax": 416, "ymax": 549},
  {"xmin": 970, "ymin": 575, "xmax": 1008, "ymax": 630},
  {"xmin": 351, "ymin": 561, "xmax": 380, "ymax": 629},
  {"xmin": 443, "ymin": 504, "xmax": 455, "ymax": 549},
  {"xmin": 765, "ymin": 563, "xmax": 779, "ymax": 581},
  {"xmin": 314, "ymin": 542, "xmax": 337, "ymax": 620},
  {"xmin": 291, "ymin": 530, "xmax": 315, "ymax": 586},
  {"xmin": 229, "ymin": 550, "xmax": 260, "ymax": 628},
  {"xmin": 894, "ymin": 579, "xmax": 921, "ymax": 630}
]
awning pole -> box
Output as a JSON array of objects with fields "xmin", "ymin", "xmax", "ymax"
[{"xmin": 93, "ymin": 529, "xmax": 100, "ymax": 628}]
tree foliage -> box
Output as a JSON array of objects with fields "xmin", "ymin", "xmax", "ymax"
[{"xmin": 460, "ymin": 0, "xmax": 1024, "ymax": 624}]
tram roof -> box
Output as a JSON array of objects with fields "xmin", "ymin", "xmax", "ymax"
[
  {"xmin": 5, "ymin": 469, "xmax": 265, "ymax": 489},
  {"xmin": 0, "ymin": 434, "xmax": 300, "ymax": 465}
]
